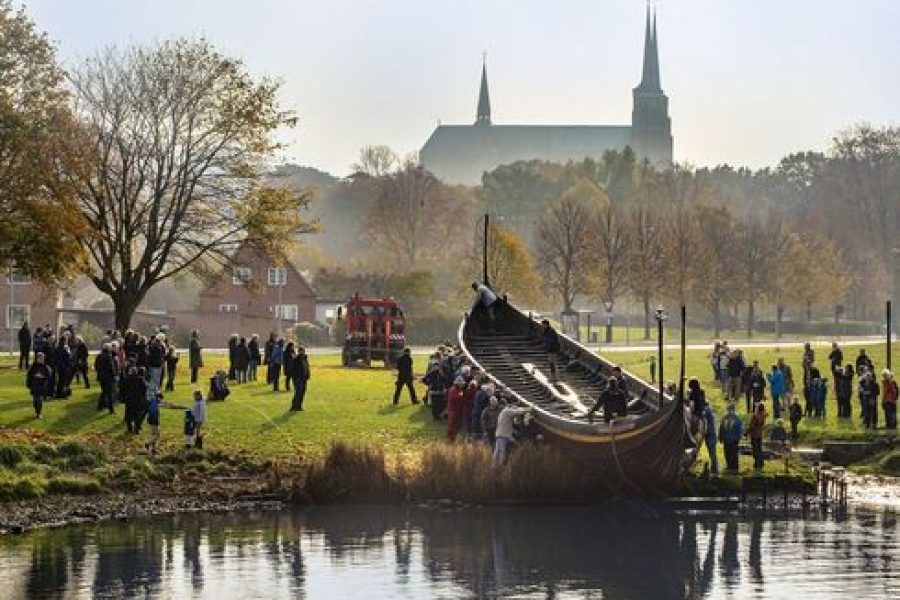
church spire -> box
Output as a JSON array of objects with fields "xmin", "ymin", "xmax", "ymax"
[
  {"xmin": 475, "ymin": 54, "xmax": 491, "ymax": 126},
  {"xmin": 637, "ymin": 4, "xmax": 661, "ymax": 92}
]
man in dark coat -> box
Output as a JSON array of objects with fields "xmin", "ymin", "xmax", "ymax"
[
  {"xmin": 95, "ymin": 344, "xmax": 118, "ymax": 413},
  {"xmin": 72, "ymin": 336, "xmax": 90, "ymax": 389},
  {"xmin": 541, "ymin": 320, "xmax": 561, "ymax": 381},
  {"xmin": 122, "ymin": 367, "xmax": 148, "ymax": 434},
  {"xmin": 290, "ymin": 346, "xmax": 311, "ymax": 411},
  {"xmin": 263, "ymin": 333, "xmax": 276, "ymax": 383},
  {"xmin": 392, "ymin": 348, "xmax": 418, "ymax": 405},
  {"xmin": 52, "ymin": 337, "xmax": 73, "ymax": 398},
  {"xmin": 587, "ymin": 376, "xmax": 627, "ymax": 424},
  {"xmin": 26, "ymin": 352, "xmax": 52, "ymax": 418},
  {"xmin": 18, "ymin": 322, "xmax": 31, "ymax": 370},
  {"xmin": 189, "ymin": 330, "xmax": 203, "ymax": 384}
]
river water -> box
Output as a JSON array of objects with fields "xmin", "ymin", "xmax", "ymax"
[{"xmin": 0, "ymin": 505, "xmax": 897, "ymax": 599}]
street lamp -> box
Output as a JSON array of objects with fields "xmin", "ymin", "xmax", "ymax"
[{"xmin": 654, "ymin": 305, "xmax": 668, "ymax": 405}]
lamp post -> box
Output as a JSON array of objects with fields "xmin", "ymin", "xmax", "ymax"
[
  {"xmin": 7, "ymin": 269, "xmax": 13, "ymax": 357},
  {"xmin": 654, "ymin": 305, "xmax": 668, "ymax": 404}
]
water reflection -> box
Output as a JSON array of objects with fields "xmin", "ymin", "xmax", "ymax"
[{"xmin": 1, "ymin": 506, "xmax": 898, "ymax": 599}]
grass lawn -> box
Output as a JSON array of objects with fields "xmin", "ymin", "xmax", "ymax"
[
  {"xmin": 0, "ymin": 340, "xmax": 895, "ymax": 473},
  {"xmin": 0, "ymin": 354, "xmax": 443, "ymax": 460},
  {"xmin": 609, "ymin": 341, "xmax": 899, "ymax": 445}
]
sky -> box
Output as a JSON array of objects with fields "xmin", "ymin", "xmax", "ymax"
[{"xmin": 20, "ymin": 0, "xmax": 900, "ymax": 177}]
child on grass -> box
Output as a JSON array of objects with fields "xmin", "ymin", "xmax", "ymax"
[{"xmin": 788, "ymin": 394, "xmax": 803, "ymax": 440}]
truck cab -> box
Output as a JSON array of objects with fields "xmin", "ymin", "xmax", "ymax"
[{"xmin": 340, "ymin": 294, "xmax": 406, "ymax": 366}]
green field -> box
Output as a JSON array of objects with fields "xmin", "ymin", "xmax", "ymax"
[
  {"xmin": 608, "ymin": 341, "xmax": 898, "ymax": 444},
  {"xmin": 0, "ymin": 340, "xmax": 896, "ymax": 465},
  {"xmin": 0, "ymin": 354, "xmax": 443, "ymax": 460}
]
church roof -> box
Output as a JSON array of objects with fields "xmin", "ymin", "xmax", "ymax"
[{"xmin": 421, "ymin": 124, "xmax": 632, "ymax": 185}]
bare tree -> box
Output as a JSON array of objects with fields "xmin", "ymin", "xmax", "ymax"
[
  {"xmin": 626, "ymin": 202, "xmax": 665, "ymax": 339},
  {"xmin": 351, "ymin": 144, "xmax": 399, "ymax": 177},
  {"xmin": 693, "ymin": 204, "xmax": 740, "ymax": 337},
  {"xmin": 71, "ymin": 39, "xmax": 315, "ymax": 329},
  {"xmin": 659, "ymin": 166, "xmax": 705, "ymax": 309},
  {"xmin": 591, "ymin": 196, "xmax": 630, "ymax": 341},
  {"xmin": 737, "ymin": 211, "xmax": 773, "ymax": 337},
  {"xmin": 535, "ymin": 180, "xmax": 599, "ymax": 312},
  {"xmin": 364, "ymin": 164, "xmax": 471, "ymax": 269}
]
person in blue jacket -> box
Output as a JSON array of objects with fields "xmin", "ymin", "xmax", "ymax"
[
  {"xmin": 766, "ymin": 364, "xmax": 785, "ymax": 419},
  {"xmin": 718, "ymin": 403, "xmax": 744, "ymax": 472}
]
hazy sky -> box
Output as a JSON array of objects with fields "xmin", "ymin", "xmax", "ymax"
[{"xmin": 21, "ymin": 0, "xmax": 900, "ymax": 176}]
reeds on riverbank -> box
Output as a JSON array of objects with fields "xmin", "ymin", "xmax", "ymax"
[{"xmin": 300, "ymin": 440, "xmax": 629, "ymax": 504}]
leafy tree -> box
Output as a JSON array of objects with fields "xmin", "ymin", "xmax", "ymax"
[
  {"xmin": 0, "ymin": 1, "xmax": 89, "ymax": 280},
  {"xmin": 479, "ymin": 160, "xmax": 566, "ymax": 244},
  {"xmin": 70, "ymin": 39, "xmax": 315, "ymax": 329},
  {"xmin": 535, "ymin": 179, "xmax": 602, "ymax": 312}
]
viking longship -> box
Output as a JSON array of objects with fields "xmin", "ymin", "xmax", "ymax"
[{"xmin": 459, "ymin": 298, "xmax": 694, "ymax": 490}]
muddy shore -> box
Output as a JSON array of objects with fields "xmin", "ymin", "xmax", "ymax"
[{"xmin": 0, "ymin": 486, "xmax": 288, "ymax": 535}]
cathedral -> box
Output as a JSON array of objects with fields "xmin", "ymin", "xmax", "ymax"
[{"xmin": 420, "ymin": 7, "xmax": 673, "ymax": 185}]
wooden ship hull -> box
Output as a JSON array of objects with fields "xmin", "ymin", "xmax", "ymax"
[{"xmin": 460, "ymin": 300, "xmax": 692, "ymax": 492}]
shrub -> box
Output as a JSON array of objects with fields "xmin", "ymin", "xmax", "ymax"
[
  {"xmin": 47, "ymin": 476, "xmax": 102, "ymax": 495},
  {"xmin": 33, "ymin": 443, "xmax": 58, "ymax": 463},
  {"xmin": 13, "ymin": 476, "xmax": 46, "ymax": 499},
  {"xmin": 0, "ymin": 444, "xmax": 31, "ymax": 469},
  {"xmin": 57, "ymin": 440, "xmax": 104, "ymax": 462},
  {"xmin": 878, "ymin": 450, "xmax": 900, "ymax": 476}
]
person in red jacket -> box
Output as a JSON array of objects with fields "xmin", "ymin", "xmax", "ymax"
[
  {"xmin": 881, "ymin": 369, "xmax": 897, "ymax": 430},
  {"xmin": 446, "ymin": 376, "xmax": 466, "ymax": 441}
]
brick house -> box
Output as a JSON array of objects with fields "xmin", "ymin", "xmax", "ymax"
[
  {"xmin": 173, "ymin": 243, "xmax": 317, "ymax": 345},
  {"xmin": 2, "ymin": 271, "xmax": 62, "ymax": 351}
]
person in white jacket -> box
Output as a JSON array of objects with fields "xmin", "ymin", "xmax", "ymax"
[{"xmin": 493, "ymin": 403, "xmax": 531, "ymax": 466}]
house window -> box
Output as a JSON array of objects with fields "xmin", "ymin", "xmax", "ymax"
[
  {"xmin": 274, "ymin": 304, "xmax": 298, "ymax": 321},
  {"xmin": 6, "ymin": 304, "xmax": 30, "ymax": 328},
  {"xmin": 6, "ymin": 270, "xmax": 31, "ymax": 285},
  {"xmin": 232, "ymin": 267, "xmax": 252, "ymax": 285},
  {"xmin": 218, "ymin": 304, "xmax": 238, "ymax": 313},
  {"xmin": 268, "ymin": 267, "xmax": 287, "ymax": 287}
]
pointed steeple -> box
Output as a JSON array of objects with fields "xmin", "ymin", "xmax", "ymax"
[
  {"xmin": 637, "ymin": 4, "xmax": 661, "ymax": 92},
  {"xmin": 475, "ymin": 55, "xmax": 491, "ymax": 126}
]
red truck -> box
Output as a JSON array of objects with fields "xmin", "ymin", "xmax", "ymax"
[{"xmin": 339, "ymin": 294, "xmax": 407, "ymax": 366}]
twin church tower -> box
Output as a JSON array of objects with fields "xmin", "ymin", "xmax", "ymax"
[{"xmin": 420, "ymin": 6, "xmax": 673, "ymax": 185}]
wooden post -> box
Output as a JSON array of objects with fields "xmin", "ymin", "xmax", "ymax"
[
  {"xmin": 679, "ymin": 305, "xmax": 686, "ymax": 403},
  {"xmin": 482, "ymin": 213, "xmax": 490, "ymax": 287},
  {"xmin": 888, "ymin": 300, "xmax": 892, "ymax": 371},
  {"xmin": 657, "ymin": 315, "xmax": 664, "ymax": 405}
]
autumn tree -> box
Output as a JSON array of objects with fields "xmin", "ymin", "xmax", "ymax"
[
  {"xmin": 0, "ymin": 1, "xmax": 89, "ymax": 280},
  {"xmin": 70, "ymin": 39, "xmax": 315, "ymax": 329},
  {"xmin": 480, "ymin": 223, "xmax": 542, "ymax": 306},
  {"xmin": 535, "ymin": 179, "xmax": 602, "ymax": 312}
]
